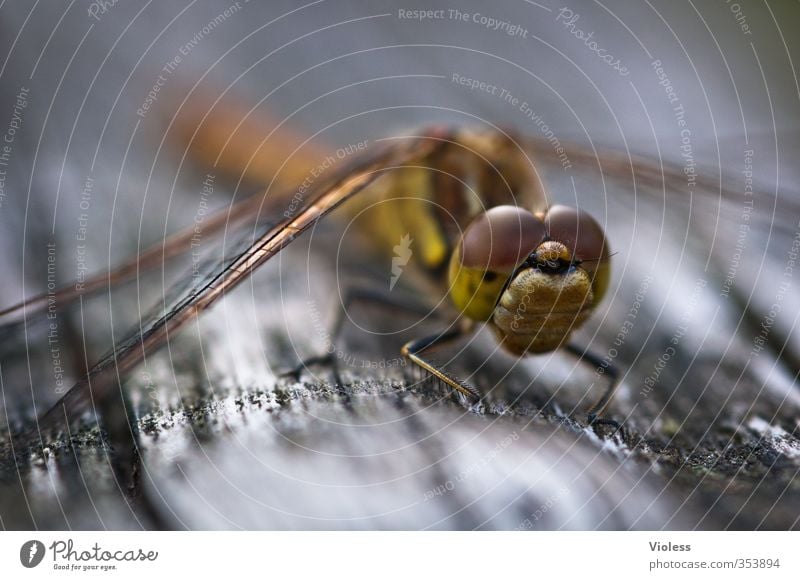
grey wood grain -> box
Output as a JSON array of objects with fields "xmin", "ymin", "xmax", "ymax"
[{"xmin": 1, "ymin": 0, "xmax": 799, "ymax": 530}]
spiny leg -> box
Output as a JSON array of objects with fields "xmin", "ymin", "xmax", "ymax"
[
  {"xmin": 401, "ymin": 321, "xmax": 481, "ymax": 404},
  {"xmin": 280, "ymin": 286, "xmax": 436, "ymax": 387},
  {"xmin": 564, "ymin": 343, "xmax": 624, "ymax": 437}
]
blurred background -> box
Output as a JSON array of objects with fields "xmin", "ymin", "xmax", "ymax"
[{"xmin": 0, "ymin": 0, "xmax": 799, "ymax": 530}]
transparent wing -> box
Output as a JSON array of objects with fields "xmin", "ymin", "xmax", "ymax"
[{"xmin": 0, "ymin": 192, "xmax": 263, "ymax": 327}]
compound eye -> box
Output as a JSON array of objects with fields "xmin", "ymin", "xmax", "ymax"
[
  {"xmin": 460, "ymin": 206, "xmax": 546, "ymax": 273},
  {"xmin": 544, "ymin": 205, "xmax": 608, "ymax": 270}
]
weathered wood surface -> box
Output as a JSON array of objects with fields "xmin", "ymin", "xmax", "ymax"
[{"xmin": 1, "ymin": 0, "xmax": 800, "ymax": 529}]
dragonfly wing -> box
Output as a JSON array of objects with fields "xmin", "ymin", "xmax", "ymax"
[
  {"xmin": 0, "ymin": 191, "xmax": 265, "ymax": 328},
  {"xmin": 19, "ymin": 134, "xmax": 443, "ymax": 448}
]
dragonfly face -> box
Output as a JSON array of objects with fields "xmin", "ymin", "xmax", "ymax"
[{"xmin": 449, "ymin": 204, "xmax": 610, "ymax": 356}]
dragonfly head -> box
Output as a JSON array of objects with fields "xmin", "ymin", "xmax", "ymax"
[{"xmin": 448, "ymin": 204, "xmax": 611, "ymax": 354}]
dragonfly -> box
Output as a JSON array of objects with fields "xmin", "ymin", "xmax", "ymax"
[{"xmin": 0, "ymin": 99, "xmax": 760, "ymax": 454}]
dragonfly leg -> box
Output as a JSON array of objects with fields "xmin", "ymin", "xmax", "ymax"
[
  {"xmin": 279, "ymin": 287, "xmax": 436, "ymax": 385},
  {"xmin": 279, "ymin": 354, "xmax": 337, "ymax": 383},
  {"xmin": 98, "ymin": 389, "xmax": 170, "ymax": 528},
  {"xmin": 401, "ymin": 322, "xmax": 481, "ymax": 404},
  {"xmin": 565, "ymin": 343, "xmax": 625, "ymax": 438}
]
